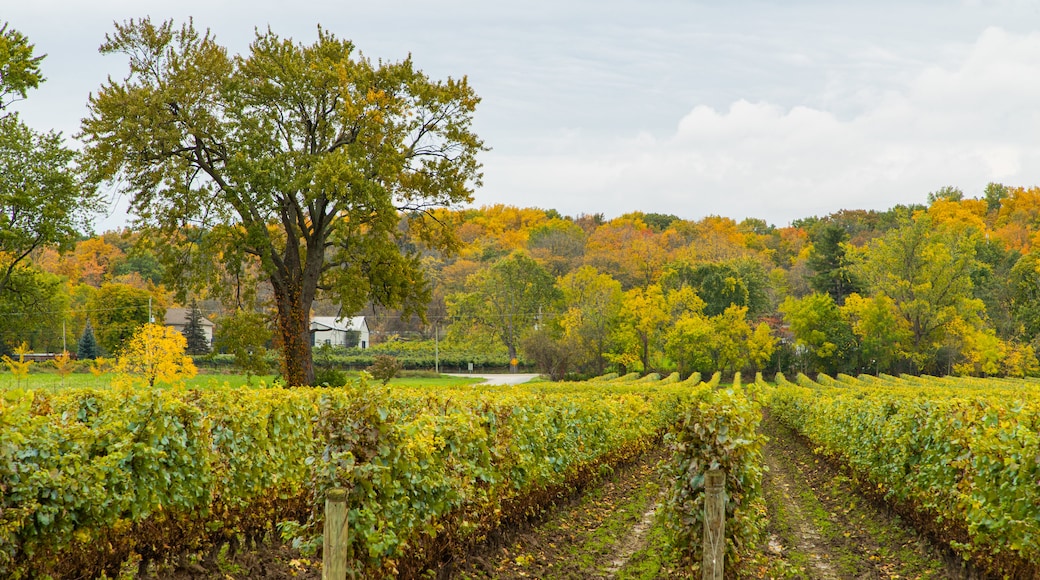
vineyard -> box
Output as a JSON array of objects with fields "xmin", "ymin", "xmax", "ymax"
[
  {"xmin": 0, "ymin": 372, "xmax": 763, "ymax": 578},
  {"xmin": 5, "ymin": 371, "xmax": 1040, "ymax": 578},
  {"xmin": 770, "ymin": 372, "xmax": 1040, "ymax": 577}
]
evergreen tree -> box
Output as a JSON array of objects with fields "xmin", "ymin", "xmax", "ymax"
[
  {"xmin": 183, "ymin": 300, "xmax": 211, "ymax": 355},
  {"xmin": 77, "ymin": 319, "xmax": 100, "ymax": 360}
]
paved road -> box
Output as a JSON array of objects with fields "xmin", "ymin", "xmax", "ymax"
[{"xmin": 444, "ymin": 373, "xmax": 540, "ymax": 386}]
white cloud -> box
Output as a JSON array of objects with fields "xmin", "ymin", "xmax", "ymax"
[{"xmin": 479, "ymin": 27, "xmax": 1040, "ymax": 225}]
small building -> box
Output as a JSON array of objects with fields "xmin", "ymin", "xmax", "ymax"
[
  {"xmin": 164, "ymin": 307, "xmax": 215, "ymax": 344},
  {"xmin": 310, "ymin": 316, "xmax": 370, "ymax": 349}
]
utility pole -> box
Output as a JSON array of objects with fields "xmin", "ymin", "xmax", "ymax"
[
  {"xmin": 148, "ymin": 296, "xmax": 154, "ymax": 323},
  {"xmin": 434, "ymin": 319, "xmax": 439, "ymax": 374}
]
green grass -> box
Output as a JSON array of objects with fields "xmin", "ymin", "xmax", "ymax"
[{"xmin": 0, "ymin": 369, "xmax": 486, "ymax": 392}]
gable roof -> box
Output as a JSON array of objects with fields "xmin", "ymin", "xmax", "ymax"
[
  {"xmin": 164, "ymin": 307, "xmax": 215, "ymax": 327},
  {"xmin": 310, "ymin": 316, "xmax": 368, "ymax": 333}
]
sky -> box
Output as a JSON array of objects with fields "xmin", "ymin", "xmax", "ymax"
[{"xmin": 7, "ymin": 0, "xmax": 1040, "ymax": 230}]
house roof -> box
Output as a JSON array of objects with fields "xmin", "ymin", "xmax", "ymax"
[
  {"xmin": 310, "ymin": 316, "xmax": 368, "ymax": 332},
  {"xmin": 164, "ymin": 307, "xmax": 215, "ymax": 327}
]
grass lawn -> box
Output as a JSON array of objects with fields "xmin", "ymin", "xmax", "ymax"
[{"xmin": 0, "ymin": 369, "xmax": 487, "ymax": 392}]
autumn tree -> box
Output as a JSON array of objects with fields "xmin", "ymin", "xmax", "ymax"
[
  {"xmin": 614, "ymin": 284, "xmax": 669, "ymax": 372},
  {"xmin": 449, "ymin": 252, "xmax": 557, "ymax": 370},
  {"xmin": 80, "ymin": 19, "xmax": 483, "ymax": 386},
  {"xmin": 114, "ymin": 323, "xmax": 197, "ymax": 388},
  {"xmin": 527, "ymin": 218, "xmax": 586, "ymax": 277},
  {"xmin": 840, "ymin": 293, "xmax": 910, "ymax": 374},
  {"xmin": 557, "ymin": 266, "xmax": 623, "ymax": 375},
  {"xmin": 780, "ymin": 292, "xmax": 858, "ymax": 375},
  {"xmin": 1, "ymin": 342, "xmax": 31, "ymax": 388},
  {"xmin": 584, "ymin": 217, "xmax": 667, "ymax": 289},
  {"xmin": 854, "ymin": 215, "xmax": 983, "ymax": 372}
]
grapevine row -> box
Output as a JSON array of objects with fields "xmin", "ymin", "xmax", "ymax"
[
  {"xmin": 771, "ymin": 372, "xmax": 1040, "ymax": 577},
  {"xmin": 0, "ymin": 374, "xmax": 764, "ymax": 578}
]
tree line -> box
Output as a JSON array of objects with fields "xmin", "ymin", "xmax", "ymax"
[{"xmin": 3, "ymin": 19, "xmax": 1040, "ymax": 382}]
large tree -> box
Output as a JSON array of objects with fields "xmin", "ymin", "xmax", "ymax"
[
  {"xmin": 0, "ymin": 25, "xmax": 98, "ymax": 349},
  {"xmin": 855, "ymin": 215, "xmax": 983, "ymax": 372},
  {"xmin": 1, "ymin": 113, "xmax": 96, "ymax": 300},
  {"xmin": 80, "ymin": 19, "xmax": 484, "ymax": 385},
  {"xmin": 557, "ymin": 266, "xmax": 623, "ymax": 375}
]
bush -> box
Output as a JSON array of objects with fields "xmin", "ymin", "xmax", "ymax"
[{"xmin": 368, "ymin": 355, "xmax": 402, "ymax": 385}]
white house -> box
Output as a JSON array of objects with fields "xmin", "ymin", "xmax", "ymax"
[
  {"xmin": 310, "ymin": 316, "xmax": 370, "ymax": 349},
  {"xmin": 164, "ymin": 307, "xmax": 215, "ymax": 344}
]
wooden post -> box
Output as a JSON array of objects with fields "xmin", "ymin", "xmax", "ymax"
[
  {"xmin": 702, "ymin": 469, "xmax": 725, "ymax": 580},
  {"xmin": 323, "ymin": 488, "xmax": 348, "ymax": 580}
]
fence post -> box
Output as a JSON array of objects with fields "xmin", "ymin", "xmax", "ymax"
[
  {"xmin": 323, "ymin": 487, "xmax": 348, "ymax": 580},
  {"xmin": 702, "ymin": 469, "xmax": 725, "ymax": 580}
]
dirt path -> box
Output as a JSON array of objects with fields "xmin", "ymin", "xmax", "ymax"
[
  {"xmin": 759, "ymin": 411, "xmax": 947, "ymax": 579},
  {"xmin": 452, "ymin": 448, "xmax": 671, "ymax": 579},
  {"xmin": 452, "ymin": 412, "xmax": 956, "ymax": 580}
]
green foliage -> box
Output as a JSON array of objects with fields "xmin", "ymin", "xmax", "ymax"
[
  {"xmin": 557, "ymin": 266, "xmax": 624, "ymax": 375},
  {"xmin": 0, "ymin": 378, "xmax": 698, "ymax": 578},
  {"xmin": 771, "ymin": 374, "xmax": 1040, "ymax": 576},
  {"xmin": 780, "ymin": 292, "xmax": 858, "ymax": 375},
  {"xmin": 182, "ymin": 299, "xmax": 210, "ymax": 355},
  {"xmin": 854, "ymin": 214, "xmax": 983, "ymax": 372},
  {"xmin": 76, "ymin": 319, "xmax": 100, "ymax": 360},
  {"xmin": 212, "ymin": 309, "xmax": 270, "ymax": 380},
  {"xmin": 89, "ymin": 283, "xmax": 157, "ymax": 355},
  {"xmin": 313, "ymin": 343, "xmax": 348, "ymax": 387},
  {"xmin": 926, "ymin": 185, "xmax": 965, "ymax": 204},
  {"xmin": 840, "ymin": 293, "xmax": 910, "ymax": 374},
  {"xmin": 0, "ymin": 113, "xmax": 98, "ymax": 302},
  {"xmin": 0, "ymin": 266, "xmax": 66, "ymax": 354},
  {"xmin": 0, "ymin": 23, "xmax": 44, "ymax": 112},
  {"xmin": 80, "ymin": 18, "xmax": 485, "ymax": 387},
  {"xmin": 111, "ymin": 249, "xmax": 164, "ymax": 285},
  {"xmin": 807, "ymin": 222, "xmax": 861, "ymax": 304},
  {"xmin": 449, "ymin": 251, "xmax": 559, "ymax": 364},
  {"xmin": 660, "ymin": 377, "xmax": 766, "ymax": 574}
]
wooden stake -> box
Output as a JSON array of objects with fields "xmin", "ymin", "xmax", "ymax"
[
  {"xmin": 323, "ymin": 488, "xmax": 348, "ymax": 580},
  {"xmin": 702, "ymin": 469, "xmax": 725, "ymax": 580}
]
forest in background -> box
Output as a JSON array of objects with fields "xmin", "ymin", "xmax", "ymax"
[{"xmin": 8, "ymin": 182, "xmax": 1040, "ymax": 380}]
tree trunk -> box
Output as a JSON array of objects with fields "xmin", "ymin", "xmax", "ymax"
[
  {"xmin": 274, "ymin": 281, "xmax": 315, "ymax": 386},
  {"xmin": 507, "ymin": 342, "xmax": 518, "ymax": 373}
]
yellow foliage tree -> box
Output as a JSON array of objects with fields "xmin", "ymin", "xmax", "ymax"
[
  {"xmin": 114, "ymin": 323, "xmax": 196, "ymax": 388},
  {"xmin": 1, "ymin": 342, "xmax": 32, "ymax": 388},
  {"xmin": 51, "ymin": 351, "xmax": 75, "ymax": 387},
  {"xmin": 89, "ymin": 356, "xmax": 111, "ymax": 377}
]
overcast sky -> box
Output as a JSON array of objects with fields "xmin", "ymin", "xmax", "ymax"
[{"xmin": 7, "ymin": 0, "xmax": 1040, "ymax": 230}]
